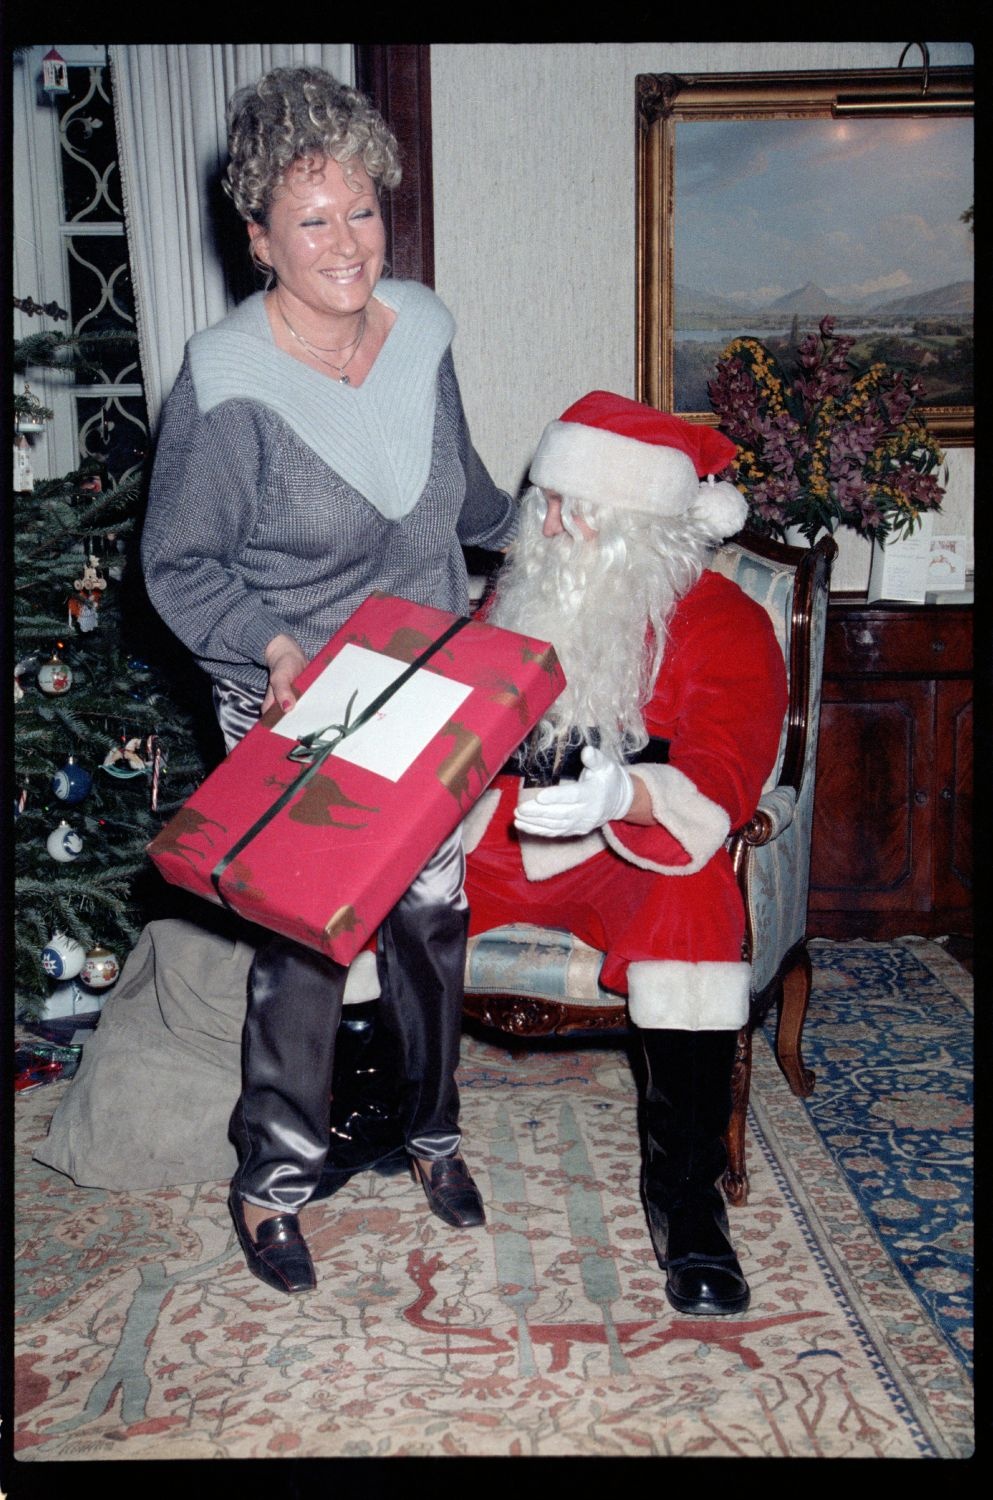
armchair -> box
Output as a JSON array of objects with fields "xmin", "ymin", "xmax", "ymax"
[{"xmin": 463, "ymin": 530, "xmax": 836, "ymax": 1205}]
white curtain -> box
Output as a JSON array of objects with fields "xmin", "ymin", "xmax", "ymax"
[{"xmin": 109, "ymin": 44, "xmax": 353, "ymax": 433}]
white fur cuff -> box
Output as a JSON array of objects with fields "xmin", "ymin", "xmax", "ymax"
[
  {"xmin": 460, "ymin": 787, "xmax": 502, "ymax": 854},
  {"xmin": 518, "ymin": 825, "xmax": 608, "ymax": 881},
  {"xmin": 602, "ymin": 763, "xmax": 730, "ymax": 875},
  {"xmin": 628, "ymin": 959, "xmax": 750, "ymax": 1029}
]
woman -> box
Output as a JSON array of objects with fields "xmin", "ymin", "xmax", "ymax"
[{"xmin": 141, "ymin": 66, "xmax": 517, "ymax": 1294}]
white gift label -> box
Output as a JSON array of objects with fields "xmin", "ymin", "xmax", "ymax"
[{"xmin": 273, "ymin": 644, "xmax": 473, "ymax": 782}]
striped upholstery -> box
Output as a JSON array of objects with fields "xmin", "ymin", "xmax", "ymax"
[
  {"xmin": 465, "ymin": 923, "xmax": 606, "ymax": 1004},
  {"xmin": 707, "ymin": 544, "xmax": 795, "ymax": 795}
]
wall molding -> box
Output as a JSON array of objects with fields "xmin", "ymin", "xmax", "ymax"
[{"xmin": 355, "ymin": 44, "xmax": 434, "ymax": 288}]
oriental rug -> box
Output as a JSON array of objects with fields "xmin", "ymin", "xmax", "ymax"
[{"xmin": 7, "ymin": 938, "xmax": 974, "ymax": 1471}]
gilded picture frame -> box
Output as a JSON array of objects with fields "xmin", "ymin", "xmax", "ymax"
[{"xmin": 635, "ymin": 69, "xmax": 974, "ymax": 445}]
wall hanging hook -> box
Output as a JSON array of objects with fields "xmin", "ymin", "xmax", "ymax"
[{"xmin": 897, "ymin": 42, "xmax": 930, "ymax": 96}]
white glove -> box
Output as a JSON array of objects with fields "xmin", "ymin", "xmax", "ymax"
[{"xmin": 514, "ymin": 745, "xmax": 634, "ymax": 839}]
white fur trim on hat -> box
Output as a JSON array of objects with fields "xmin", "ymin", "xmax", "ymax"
[
  {"xmin": 530, "ymin": 421, "xmax": 700, "ymax": 517},
  {"xmin": 601, "ymin": 763, "xmax": 731, "ymax": 875},
  {"xmin": 627, "ymin": 959, "xmax": 750, "ymax": 1029}
]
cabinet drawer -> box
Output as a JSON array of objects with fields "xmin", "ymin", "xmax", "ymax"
[{"xmin": 825, "ymin": 607, "xmax": 972, "ymax": 677}]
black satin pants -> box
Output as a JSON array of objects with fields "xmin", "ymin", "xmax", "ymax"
[
  {"xmin": 229, "ymin": 827, "xmax": 470, "ymax": 1213},
  {"xmin": 376, "ymin": 891, "xmax": 468, "ymax": 1163},
  {"xmin": 230, "ymin": 935, "xmax": 348, "ymax": 1213}
]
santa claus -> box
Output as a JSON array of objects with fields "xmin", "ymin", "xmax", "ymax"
[{"xmin": 461, "ymin": 391, "xmax": 788, "ymax": 1316}]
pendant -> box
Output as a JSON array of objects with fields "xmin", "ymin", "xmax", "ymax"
[{"xmin": 339, "ymin": 374, "xmax": 350, "ymax": 385}]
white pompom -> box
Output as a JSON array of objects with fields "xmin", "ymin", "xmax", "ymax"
[{"xmin": 688, "ymin": 479, "xmax": 748, "ymax": 542}]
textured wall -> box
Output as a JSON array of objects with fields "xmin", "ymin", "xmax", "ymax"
[{"xmin": 431, "ymin": 42, "xmax": 974, "ymax": 591}]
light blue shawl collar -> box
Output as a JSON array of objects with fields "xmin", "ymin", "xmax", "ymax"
[{"xmin": 187, "ymin": 281, "xmax": 455, "ymax": 519}]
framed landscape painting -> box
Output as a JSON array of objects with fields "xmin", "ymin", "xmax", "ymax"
[{"xmin": 636, "ymin": 69, "xmax": 974, "ymax": 444}]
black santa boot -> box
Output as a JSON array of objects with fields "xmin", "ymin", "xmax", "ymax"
[
  {"xmin": 639, "ymin": 1027, "xmax": 750, "ymax": 1316},
  {"xmin": 311, "ymin": 1001, "xmax": 408, "ymax": 1201}
]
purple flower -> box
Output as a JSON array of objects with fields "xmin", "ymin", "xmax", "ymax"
[
  {"xmin": 829, "ymin": 426, "xmax": 876, "ymax": 468},
  {"xmin": 835, "ymin": 473, "xmax": 869, "ymax": 511},
  {"xmin": 708, "ymin": 316, "xmax": 944, "ymax": 542}
]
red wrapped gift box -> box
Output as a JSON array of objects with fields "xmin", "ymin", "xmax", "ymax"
[{"xmin": 148, "ymin": 592, "xmax": 565, "ymax": 965}]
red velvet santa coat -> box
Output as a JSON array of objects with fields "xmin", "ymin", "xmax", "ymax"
[{"xmin": 463, "ymin": 570, "xmax": 788, "ymax": 1029}]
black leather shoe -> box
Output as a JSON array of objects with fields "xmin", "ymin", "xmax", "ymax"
[
  {"xmin": 664, "ymin": 1252, "xmax": 750, "ymax": 1316},
  {"xmin": 412, "ymin": 1156, "xmax": 486, "ymax": 1228},
  {"xmin": 228, "ymin": 1192, "xmax": 317, "ymax": 1295},
  {"xmin": 647, "ymin": 1191, "xmax": 750, "ymax": 1316}
]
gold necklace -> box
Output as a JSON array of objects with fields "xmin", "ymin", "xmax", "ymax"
[{"xmin": 278, "ymin": 304, "xmax": 368, "ymax": 384}]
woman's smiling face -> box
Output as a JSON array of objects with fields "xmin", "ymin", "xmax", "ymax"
[{"xmin": 248, "ymin": 155, "xmax": 386, "ymax": 326}]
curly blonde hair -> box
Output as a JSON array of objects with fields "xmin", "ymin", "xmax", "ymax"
[{"xmin": 224, "ymin": 66, "xmax": 402, "ymax": 225}]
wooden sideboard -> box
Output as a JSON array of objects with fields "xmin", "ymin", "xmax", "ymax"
[{"xmin": 808, "ymin": 597, "xmax": 973, "ymax": 940}]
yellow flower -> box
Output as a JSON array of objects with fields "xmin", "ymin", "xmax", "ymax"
[{"xmin": 711, "ymin": 326, "xmax": 943, "ymax": 541}]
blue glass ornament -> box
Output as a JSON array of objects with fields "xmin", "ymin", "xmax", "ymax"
[{"xmin": 51, "ymin": 755, "xmax": 92, "ymax": 804}]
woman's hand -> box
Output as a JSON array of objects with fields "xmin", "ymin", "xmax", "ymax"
[{"xmin": 262, "ymin": 633, "xmax": 308, "ymax": 715}]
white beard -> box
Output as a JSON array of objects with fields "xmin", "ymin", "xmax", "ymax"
[{"xmin": 489, "ymin": 489, "xmax": 715, "ymax": 762}]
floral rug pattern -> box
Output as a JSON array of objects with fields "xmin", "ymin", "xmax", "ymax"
[
  {"xmin": 10, "ymin": 939, "xmax": 973, "ymax": 1463},
  {"xmin": 796, "ymin": 937, "xmax": 973, "ymax": 1375}
]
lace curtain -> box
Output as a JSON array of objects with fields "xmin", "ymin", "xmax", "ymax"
[{"xmin": 109, "ymin": 44, "xmax": 353, "ymax": 432}]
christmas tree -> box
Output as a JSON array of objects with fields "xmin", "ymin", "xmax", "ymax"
[{"xmin": 12, "ymin": 330, "xmax": 219, "ymax": 1022}]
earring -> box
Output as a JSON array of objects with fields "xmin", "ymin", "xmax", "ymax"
[{"xmin": 249, "ymin": 242, "xmax": 274, "ymax": 290}]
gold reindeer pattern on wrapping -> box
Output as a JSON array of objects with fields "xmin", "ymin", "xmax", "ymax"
[
  {"xmin": 217, "ymin": 857, "xmax": 267, "ymax": 904},
  {"xmin": 261, "ymin": 772, "xmax": 378, "ymax": 828},
  {"xmin": 149, "ymin": 807, "xmax": 226, "ymax": 870},
  {"xmin": 435, "ymin": 719, "xmax": 489, "ymax": 804},
  {"xmin": 323, "ymin": 905, "xmax": 362, "ymax": 942},
  {"xmin": 468, "ymin": 646, "xmax": 563, "ymax": 729},
  {"xmin": 351, "ymin": 626, "xmax": 456, "ymax": 667}
]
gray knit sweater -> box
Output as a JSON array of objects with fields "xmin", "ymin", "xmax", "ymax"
[{"xmin": 142, "ymin": 282, "xmax": 516, "ymax": 696}]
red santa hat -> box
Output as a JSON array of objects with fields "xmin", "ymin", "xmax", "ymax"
[{"xmin": 529, "ymin": 391, "xmax": 748, "ymax": 542}]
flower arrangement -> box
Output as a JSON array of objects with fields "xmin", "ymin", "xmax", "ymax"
[{"xmin": 708, "ymin": 317, "xmax": 946, "ymax": 544}]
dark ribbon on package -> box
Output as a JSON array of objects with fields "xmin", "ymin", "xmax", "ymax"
[{"xmin": 210, "ymin": 614, "xmax": 472, "ymax": 906}]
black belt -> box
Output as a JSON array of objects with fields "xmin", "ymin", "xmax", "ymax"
[{"xmin": 503, "ymin": 732, "xmax": 669, "ymax": 788}]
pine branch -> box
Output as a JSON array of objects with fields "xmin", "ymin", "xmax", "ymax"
[
  {"xmin": 14, "ymin": 444, "xmax": 211, "ymax": 1019},
  {"xmin": 14, "ymin": 328, "xmax": 138, "ymax": 379}
]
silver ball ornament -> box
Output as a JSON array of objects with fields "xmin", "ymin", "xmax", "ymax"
[
  {"xmin": 38, "ymin": 655, "xmax": 73, "ymax": 695},
  {"xmin": 80, "ymin": 943, "xmax": 120, "ymax": 989},
  {"xmin": 40, "ymin": 931, "xmax": 88, "ymax": 980}
]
